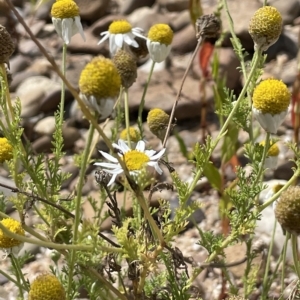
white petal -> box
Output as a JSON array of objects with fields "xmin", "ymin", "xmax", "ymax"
[
  {"xmin": 107, "ymin": 174, "xmax": 117, "ymax": 186},
  {"xmin": 252, "ymin": 107, "xmax": 288, "ymax": 134},
  {"xmin": 114, "ymin": 33, "xmax": 124, "ymax": 48},
  {"xmin": 62, "ymin": 18, "xmax": 72, "ymax": 44},
  {"xmin": 147, "ymin": 161, "xmax": 163, "ymax": 174},
  {"xmin": 94, "ymin": 162, "xmax": 118, "ymax": 169},
  {"xmin": 123, "ymin": 34, "xmax": 138, "ymax": 47},
  {"xmin": 118, "ymin": 139, "xmax": 130, "ymax": 153},
  {"xmin": 145, "ymin": 149, "xmax": 156, "ymax": 157},
  {"xmin": 99, "ymin": 151, "xmax": 118, "ymax": 163},
  {"xmin": 98, "ymin": 32, "xmax": 109, "ymax": 45},
  {"xmin": 135, "ymin": 140, "xmax": 145, "ymax": 152},
  {"xmin": 109, "ymin": 34, "xmax": 118, "ymax": 55},
  {"xmin": 150, "ymin": 148, "xmax": 166, "ymax": 160},
  {"xmin": 75, "ymin": 16, "xmax": 85, "ymax": 41}
]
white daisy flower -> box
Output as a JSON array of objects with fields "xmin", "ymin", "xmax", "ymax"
[
  {"xmin": 95, "ymin": 139, "xmax": 166, "ymax": 186},
  {"xmin": 145, "ymin": 24, "xmax": 173, "ymax": 63},
  {"xmin": 252, "ymin": 79, "xmax": 290, "ymax": 134},
  {"xmin": 51, "ymin": 0, "xmax": 85, "ymax": 45},
  {"xmin": 98, "ymin": 20, "xmax": 144, "ymax": 56}
]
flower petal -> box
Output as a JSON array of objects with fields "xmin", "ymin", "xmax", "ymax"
[
  {"xmin": 150, "ymin": 148, "xmax": 166, "ymax": 160},
  {"xmin": 99, "ymin": 151, "xmax": 118, "ymax": 163},
  {"xmin": 98, "ymin": 32, "xmax": 109, "ymax": 45},
  {"xmin": 123, "ymin": 33, "xmax": 138, "ymax": 47},
  {"xmin": 75, "ymin": 16, "xmax": 86, "ymax": 41},
  {"xmin": 114, "ymin": 33, "xmax": 124, "ymax": 48},
  {"xmin": 94, "ymin": 162, "xmax": 118, "ymax": 169},
  {"xmin": 136, "ymin": 140, "xmax": 145, "ymax": 152}
]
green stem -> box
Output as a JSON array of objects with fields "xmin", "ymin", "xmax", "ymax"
[
  {"xmin": 189, "ymin": 234, "xmax": 235, "ymax": 283},
  {"xmin": 123, "ymin": 87, "xmax": 131, "ymax": 146},
  {"xmin": 280, "ymin": 232, "xmax": 290, "ymax": 298},
  {"xmin": 291, "ymin": 233, "xmax": 300, "ymax": 280},
  {"xmin": 0, "ymin": 269, "xmax": 22, "ymax": 288},
  {"xmin": 10, "ymin": 255, "xmax": 25, "ymax": 298},
  {"xmin": 259, "ymin": 170, "xmax": 300, "ymax": 211},
  {"xmin": 0, "ymin": 222, "xmax": 94, "ymax": 251},
  {"xmin": 254, "ymin": 132, "xmax": 270, "ymax": 186},
  {"xmin": 67, "ymin": 122, "xmax": 95, "ymax": 299},
  {"xmin": 0, "ymin": 63, "xmax": 14, "ymax": 120},
  {"xmin": 262, "ymin": 218, "xmax": 276, "ymax": 299},
  {"xmin": 59, "ymin": 43, "xmax": 67, "ymax": 127},
  {"xmin": 137, "ymin": 60, "xmax": 155, "ymax": 136},
  {"xmin": 10, "ymin": 254, "xmax": 29, "ymax": 294},
  {"xmin": 187, "ymin": 47, "xmax": 262, "ymax": 199}
]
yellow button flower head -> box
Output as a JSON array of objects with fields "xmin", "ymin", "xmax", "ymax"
[
  {"xmin": 51, "ymin": 0, "xmax": 85, "ymax": 44},
  {"xmin": 0, "ymin": 218, "xmax": 24, "ymax": 255},
  {"xmin": 145, "ymin": 24, "xmax": 173, "ymax": 63},
  {"xmin": 259, "ymin": 140, "xmax": 279, "ymax": 169},
  {"xmin": 95, "ymin": 140, "xmax": 165, "ymax": 186},
  {"xmin": 147, "ymin": 108, "xmax": 170, "ymax": 140},
  {"xmin": 120, "ymin": 127, "xmax": 140, "ymax": 143},
  {"xmin": 79, "ymin": 56, "xmax": 121, "ymax": 118},
  {"xmin": 0, "ymin": 137, "xmax": 13, "ymax": 163},
  {"xmin": 0, "ymin": 25, "xmax": 15, "ymax": 65},
  {"xmin": 252, "ymin": 79, "xmax": 290, "ymax": 134},
  {"xmin": 112, "ymin": 49, "xmax": 137, "ymax": 88},
  {"xmin": 28, "ymin": 274, "xmax": 66, "ymax": 300},
  {"xmin": 249, "ymin": 6, "xmax": 282, "ymax": 51},
  {"xmin": 98, "ymin": 19, "xmax": 144, "ymax": 56},
  {"xmin": 275, "ymin": 186, "xmax": 300, "ymax": 235}
]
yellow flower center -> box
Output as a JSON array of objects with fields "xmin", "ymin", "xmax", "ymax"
[
  {"xmin": 79, "ymin": 56, "xmax": 121, "ymax": 99},
  {"xmin": 0, "ymin": 137, "xmax": 13, "ymax": 163},
  {"xmin": 123, "ymin": 150, "xmax": 149, "ymax": 171},
  {"xmin": 120, "ymin": 127, "xmax": 140, "ymax": 143},
  {"xmin": 0, "ymin": 218, "xmax": 24, "ymax": 249},
  {"xmin": 51, "ymin": 0, "xmax": 80, "ymax": 19},
  {"xmin": 109, "ymin": 20, "xmax": 132, "ymax": 34},
  {"xmin": 148, "ymin": 24, "xmax": 173, "ymax": 45},
  {"xmin": 260, "ymin": 140, "xmax": 279, "ymax": 157},
  {"xmin": 28, "ymin": 274, "xmax": 66, "ymax": 300},
  {"xmin": 252, "ymin": 79, "xmax": 290, "ymax": 115},
  {"xmin": 249, "ymin": 6, "xmax": 282, "ymax": 46}
]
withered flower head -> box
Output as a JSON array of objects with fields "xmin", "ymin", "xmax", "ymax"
[{"xmin": 0, "ymin": 25, "xmax": 15, "ymax": 65}]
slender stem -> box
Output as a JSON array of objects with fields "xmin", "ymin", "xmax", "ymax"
[
  {"xmin": 67, "ymin": 122, "xmax": 95, "ymax": 299},
  {"xmin": 189, "ymin": 234, "xmax": 235, "ymax": 282},
  {"xmin": 10, "ymin": 255, "xmax": 25, "ymax": 298},
  {"xmin": 162, "ymin": 37, "xmax": 203, "ymax": 147},
  {"xmin": 254, "ymin": 132, "xmax": 270, "ymax": 186},
  {"xmin": 0, "ymin": 222, "xmax": 95, "ymax": 251},
  {"xmin": 259, "ymin": 170, "xmax": 300, "ymax": 211},
  {"xmin": 137, "ymin": 60, "xmax": 155, "ymax": 136},
  {"xmin": 123, "ymin": 87, "xmax": 131, "ymax": 146},
  {"xmin": 0, "ymin": 63, "xmax": 14, "ymax": 119},
  {"xmin": 280, "ymin": 232, "xmax": 290, "ymax": 297},
  {"xmin": 262, "ymin": 218, "xmax": 276, "ymax": 298},
  {"xmin": 59, "ymin": 43, "xmax": 67, "ymax": 126},
  {"xmin": 291, "ymin": 233, "xmax": 300, "ymax": 279},
  {"xmin": 0, "ymin": 269, "xmax": 21, "ymax": 288},
  {"xmin": 10, "ymin": 254, "xmax": 29, "ymax": 293}
]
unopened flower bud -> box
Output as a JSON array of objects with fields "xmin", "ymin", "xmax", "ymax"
[
  {"xmin": 249, "ymin": 6, "xmax": 282, "ymax": 51},
  {"xmin": 147, "ymin": 108, "xmax": 170, "ymax": 140},
  {"xmin": 112, "ymin": 49, "xmax": 137, "ymax": 88},
  {"xmin": 195, "ymin": 14, "xmax": 220, "ymax": 39},
  {"xmin": 275, "ymin": 186, "xmax": 300, "ymax": 235},
  {"xmin": 0, "ymin": 25, "xmax": 15, "ymax": 65}
]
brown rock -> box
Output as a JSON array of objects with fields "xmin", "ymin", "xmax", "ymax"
[
  {"xmin": 32, "ymin": 135, "xmax": 52, "ymax": 153},
  {"xmin": 76, "ymin": 0, "xmax": 110, "ymax": 22},
  {"xmin": 120, "ymin": 0, "xmax": 156, "ymax": 15},
  {"xmin": 172, "ymin": 24, "xmax": 197, "ymax": 54},
  {"xmin": 68, "ymin": 28, "xmax": 107, "ymax": 55},
  {"xmin": 158, "ymin": 0, "xmax": 189, "ymax": 11}
]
